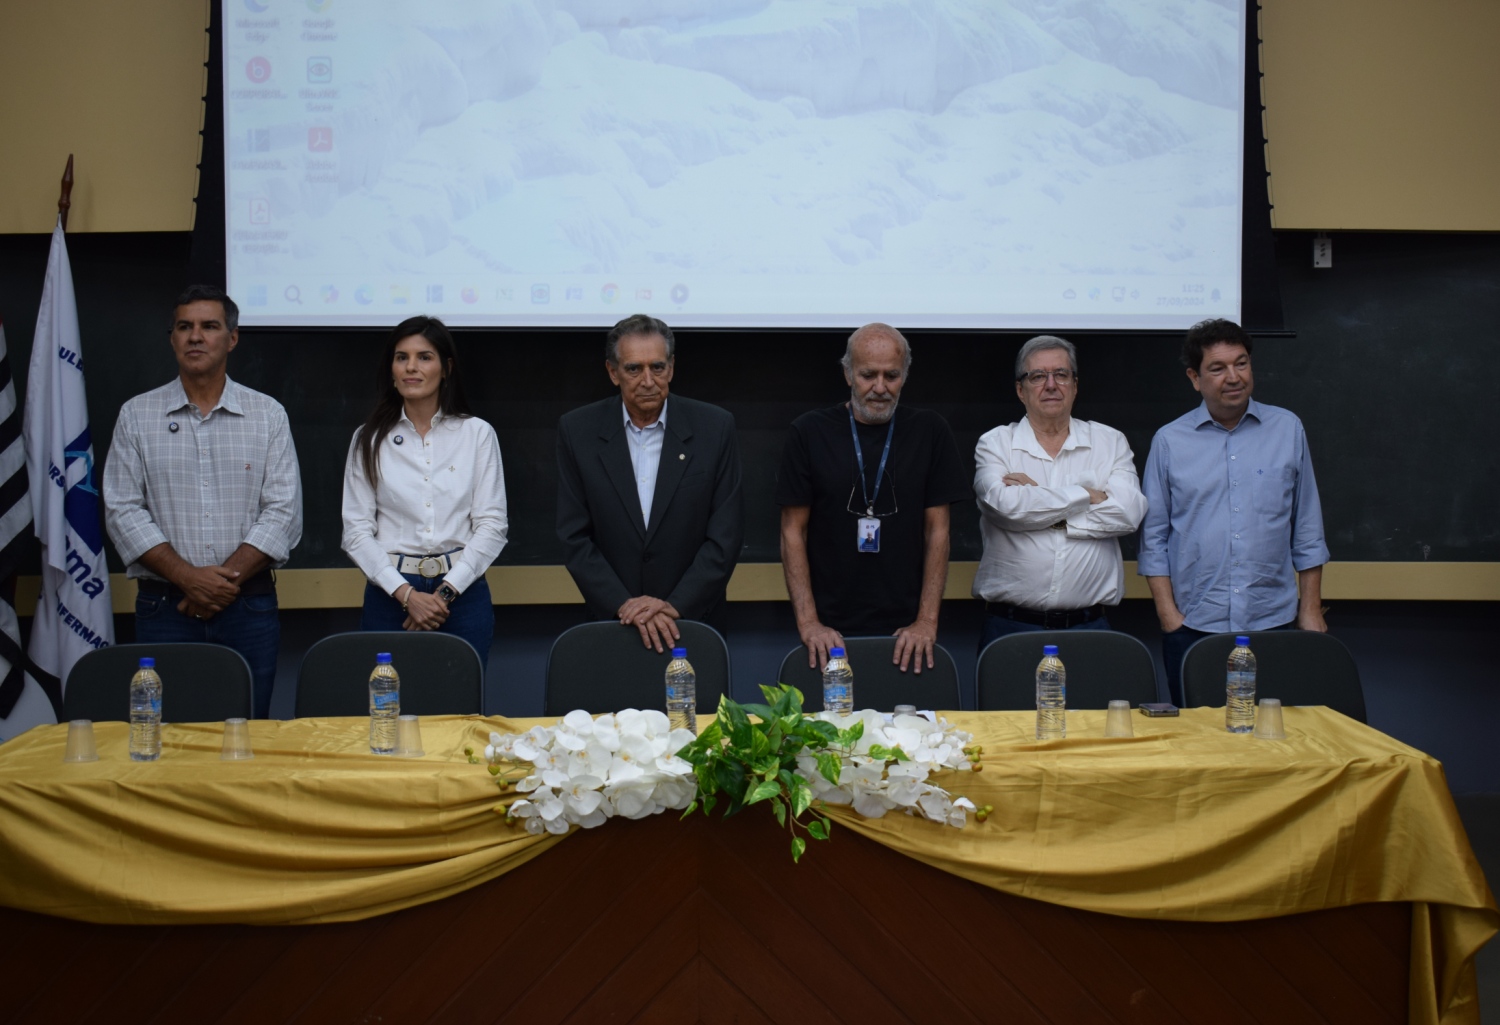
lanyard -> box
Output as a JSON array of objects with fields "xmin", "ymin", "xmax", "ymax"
[{"xmin": 848, "ymin": 408, "xmax": 895, "ymax": 516}]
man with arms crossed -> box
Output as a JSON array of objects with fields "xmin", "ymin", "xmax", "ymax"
[
  {"xmin": 103, "ymin": 285, "xmax": 303, "ymax": 718},
  {"xmin": 973, "ymin": 335, "xmax": 1146, "ymax": 650},
  {"xmin": 557, "ymin": 314, "xmax": 743, "ymax": 651},
  {"xmin": 1138, "ymin": 318, "xmax": 1329, "ymax": 706},
  {"xmin": 777, "ymin": 323, "xmax": 970, "ymax": 673}
]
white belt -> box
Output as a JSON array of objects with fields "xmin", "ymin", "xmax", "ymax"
[{"xmin": 390, "ymin": 549, "xmax": 462, "ymax": 578}]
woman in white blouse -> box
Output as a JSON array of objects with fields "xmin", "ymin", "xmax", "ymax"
[{"xmin": 341, "ymin": 316, "xmax": 507, "ymax": 661}]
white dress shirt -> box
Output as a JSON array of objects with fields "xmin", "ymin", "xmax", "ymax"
[
  {"xmin": 623, "ymin": 399, "xmax": 667, "ymax": 525},
  {"xmin": 972, "ymin": 417, "xmax": 1147, "ymax": 610},
  {"xmin": 341, "ymin": 410, "xmax": 508, "ymax": 597}
]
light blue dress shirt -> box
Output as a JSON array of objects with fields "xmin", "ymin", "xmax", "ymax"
[
  {"xmin": 1138, "ymin": 399, "xmax": 1329, "ymax": 632},
  {"xmin": 624, "ymin": 399, "xmax": 667, "ymax": 526}
]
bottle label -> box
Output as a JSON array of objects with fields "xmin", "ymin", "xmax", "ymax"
[{"xmin": 373, "ymin": 691, "xmax": 399, "ymax": 711}]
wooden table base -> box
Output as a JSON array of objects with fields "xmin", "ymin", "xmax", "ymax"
[{"xmin": 0, "ymin": 811, "xmax": 1409, "ymax": 1024}]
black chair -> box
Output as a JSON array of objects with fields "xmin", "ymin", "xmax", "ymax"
[
  {"xmin": 61, "ymin": 642, "xmax": 253, "ymax": 722},
  {"xmin": 976, "ymin": 630, "xmax": 1159, "ymax": 710},
  {"xmin": 544, "ymin": 621, "xmax": 730, "ymax": 717},
  {"xmin": 776, "ymin": 637, "xmax": 961, "ymax": 712},
  {"xmin": 295, "ymin": 632, "xmax": 484, "ymax": 717},
  {"xmin": 1181, "ymin": 631, "xmax": 1366, "ymax": 722}
]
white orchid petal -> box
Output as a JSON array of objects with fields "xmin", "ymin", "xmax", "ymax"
[{"xmin": 563, "ymin": 709, "xmax": 594, "ymax": 731}]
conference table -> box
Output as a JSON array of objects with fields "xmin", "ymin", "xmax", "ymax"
[{"xmin": 0, "ymin": 707, "xmax": 1493, "ymax": 1024}]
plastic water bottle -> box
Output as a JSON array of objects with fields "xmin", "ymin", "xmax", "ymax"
[
  {"xmin": 665, "ymin": 647, "xmax": 697, "ymax": 733},
  {"xmin": 128, "ymin": 657, "xmax": 163, "ymax": 761},
  {"xmin": 1226, "ymin": 636, "xmax": 1257, "ymax": 734},
  {"xmin": 1035, "ymin": 644, "xmax": 1066, "ymax": 740},
  {"xmin": 822, "ymin": 647, "xmax": 853, "ymax": 715},
  {"xmin": 369, "ymin": 652, "xmax": 400, "ymax": 754}
]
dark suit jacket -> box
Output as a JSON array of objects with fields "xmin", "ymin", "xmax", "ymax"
[{"xmin": 556, "ymin": 394, "xmax": 743, "ymax": 622}]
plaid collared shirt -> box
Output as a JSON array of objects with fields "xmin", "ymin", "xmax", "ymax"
[{"xmin": 103, "ymin": 376, "xmax": 303, "ymax": 579}]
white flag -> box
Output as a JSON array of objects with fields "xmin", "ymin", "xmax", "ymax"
[{"xmin": 9, "ymin": 217, "xmax": 115, "ymax": 739}]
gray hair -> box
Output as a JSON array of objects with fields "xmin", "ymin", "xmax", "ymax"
[
  {"xmin": 1014, "ymin": 335, "xmax": 1077, "ymax": 380},
  {"xmin": 605, "ymin": 313, "xmax": 675, "ymax": 365},
  {"xmin": 840, "ymin": 322, "xmax": 913, "ymax": 374}
]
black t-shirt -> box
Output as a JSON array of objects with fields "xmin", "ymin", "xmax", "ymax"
[{"xmin": 775, "ymin": 404, "xmax": 970, "ymax": 635}]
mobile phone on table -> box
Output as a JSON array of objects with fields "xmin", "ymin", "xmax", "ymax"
[{"xmin": 1138, "ymin": 702, "xmax": 1180, "ymax": 717}]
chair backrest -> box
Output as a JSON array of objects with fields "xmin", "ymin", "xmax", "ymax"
[
  {"xmin": 62, "ymin": 643, "xmax": 253, "ymax": 723},
  {"xmin": 544, "ymin": 621, "xmax": 730, "ymax": 717},
  {"xmin": 776, "ymin": 637, "xmax": 961, "ymax": 712},
  {"xmin": 295, "ymin": 632, "xmax": 484, "ymax": 717},
  {"xmin": 1181, "ymin": 631, "xmax": 1366, "ymax": 722},
  {"xmin": 975, "ymin": 630, "xmax": 1159, "ymax": 711}
]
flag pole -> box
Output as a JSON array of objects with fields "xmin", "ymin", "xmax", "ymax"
[{"xmin": 58, "ymin": 155, "xmax": 74, "ymax": 231}]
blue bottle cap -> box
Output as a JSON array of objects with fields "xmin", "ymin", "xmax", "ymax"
[
  {"xmin": 829, "ymin": 646, "xmax": 845, "ymax": 658},
  {"xmin": 1235, "ymin": 635, "xmax": 1250, "ymax": 646},
  {"xmin": 1043, "ymin": 645, "xmax": 1059, "ymax": 656},
  {"xmin": 376, "ymin": 652, "xmax": 392, "ymax": 664},
  {"xmin": 139, "ymin": 657, "xmax": 155, "ymax": 668},
  {"xmin": 672, "ymin": 647, "xmax": 687, "ymax": 658}
]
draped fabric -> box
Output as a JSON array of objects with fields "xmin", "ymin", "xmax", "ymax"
[{"xmin": 0, "ymin": 708, "xmax": 1493, "ymax": 1024}]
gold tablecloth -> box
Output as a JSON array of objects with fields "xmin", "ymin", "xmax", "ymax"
[{"xmin": 0, "ymin": 708, "xmax": 1493, "ymax": 1024}]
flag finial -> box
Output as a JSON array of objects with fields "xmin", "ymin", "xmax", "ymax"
[{"xmin": 58, "ymin": 155, "xmax": 74, "ymax": 231}]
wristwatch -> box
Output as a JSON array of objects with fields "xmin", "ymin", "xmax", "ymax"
[{"xmin": 436, "ymin": 582, "xmax": 460, "ymax": 606}]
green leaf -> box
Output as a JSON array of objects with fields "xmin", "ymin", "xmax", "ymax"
[
  {"xmin": 846, "ymin": 720, "xmax": 865, "ymax": 743},
  {"xmin": 746, "ymin": 779, "xmax": 781, "ymax": 806},
  {"xmin": 740, "ymin": 702, "xmax": 777, "ymax": 722},
  {"xmin": 680, "ymin": 800, "xmax": 698, "ymax": 820},
  {"xmin": 749, "ymin": 727, "xmax": 771, "ymax": 760},
  {"xmin": 807, "ymin": 819, "xmax": 829, "ymax": 841},
  {"xmin": 815, "ymin": 753, "xmax": 842, "ymax": 787},
  {"xmin": 791, "ymin": 781, "xmax": 813, "ymax": 818},
  {"xmin": 715, "ymin": 760, "xmax": 748, "ymax": 799},
  {"xmin": 791, "ymin": 837, "xmax": 806, "ymax": 863},
  {"xmin": 771, "ymin": 797, "xmax": 787, "ymax": 827},
  {"xmin": 702, "ymin": 794, "xmax": 717, "ymax": 816},
  {"xmin": 758, "ymin": 683, "xmax": 784, "ymax": 706},
  {"xmin": 696, "ymin": 719, "xmax": 724, "ymax": 747}
]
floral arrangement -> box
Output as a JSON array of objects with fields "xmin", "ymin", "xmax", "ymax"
[{"xmin": 481, "ymin": 684, "xmax": 982, "ymax": 861}]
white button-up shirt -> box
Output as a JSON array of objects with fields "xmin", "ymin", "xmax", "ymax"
[
  {"xmin": 972, "ymin": 417, "xmax": 1147, "ymax": 610},
  {"xmin": 341, "ymin": 410, "xmax": 508, "ymax": 597},
  {"xmin": 623, "ymin": 399, "xmax": 667, "ymax": 525}
]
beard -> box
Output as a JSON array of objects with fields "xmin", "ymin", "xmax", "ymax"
[{"xmin": 850, "ymin": 391, "xmax": 897, "ymax": 424}]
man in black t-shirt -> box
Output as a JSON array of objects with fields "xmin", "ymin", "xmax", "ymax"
[{"xmin": 775, "ymin": 323, "xmax": 970, "ymax": 673}]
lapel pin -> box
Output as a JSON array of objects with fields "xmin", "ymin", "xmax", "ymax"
[
  {"xmin": 679, "ymin": 453, "xmax": 685, "ymax": 460},
  {"xmin": 168, "ymin": 422, "xmax": 179, "ymax": 433},
  {"xmin": 394, "ymin": 435, "xmax": 404, "ymax": 445}
]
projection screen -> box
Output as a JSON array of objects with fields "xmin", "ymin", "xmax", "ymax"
[{"xmin": 224, "ymin": 0, "xmax": 1246, "ymax": 329}]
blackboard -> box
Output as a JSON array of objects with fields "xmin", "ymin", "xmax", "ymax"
[{"xmin": 0, "ymin": 229, "xmax": 1496, "ymax": 573}]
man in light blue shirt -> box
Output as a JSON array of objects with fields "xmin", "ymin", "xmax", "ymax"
[{"xmin": 1139, "ymin": 319, "xmax": 1330, "ymax": 705}]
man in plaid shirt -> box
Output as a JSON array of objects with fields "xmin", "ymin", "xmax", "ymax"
[{"xmin": 103, "ymin": 285, "xmax": 302, "ymax": 718}]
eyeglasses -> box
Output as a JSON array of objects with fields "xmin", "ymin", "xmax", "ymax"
[{"xmin": 1018, "ymin": 369, "xmax": 1075, "ymax": 386}]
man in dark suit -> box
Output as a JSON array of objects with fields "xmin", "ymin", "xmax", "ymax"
[{"xmin": 557, "ymin": 314, "xmax": 744, "ymax": 650}]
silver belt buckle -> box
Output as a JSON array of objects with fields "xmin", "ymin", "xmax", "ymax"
[{"xmin": 417, "ymin": 556, "xmax": 443, "ymax": 578}]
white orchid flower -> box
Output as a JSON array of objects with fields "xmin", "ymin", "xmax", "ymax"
[
  {"xmin": 515, "ymin": 774, "xmax": 543, "ymax": 793},
  {"xmin": 560, "ymin": 775, "xmax": 605, "ymax": 818},
  {"xmin": 852, "ymin": 787, "xmax": 896, "ymax": 819}
]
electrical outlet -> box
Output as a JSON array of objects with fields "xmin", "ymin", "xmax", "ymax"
[{"xmin": 1313, "ymin": 234, "xmax": 1332, "ymax": 268}]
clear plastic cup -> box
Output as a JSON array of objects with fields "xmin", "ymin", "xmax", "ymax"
[
  {"xmin": 63, "ymin": 719, "xmax": 99, "ymax": 763},
  {"xmin": 221, "ymin": 717, "xmax": 254, "ymax": 760},
  {"xmin": 1253, "ymin": 698, "xmax": 1287, "ymax": 740},
  {"xmin": 395, "ymin": 714, "xmax": 425, "ymax": 758},
  {"xmin": 1103, "ymin": 700, "xmax": 1134, "ymax": 738}
]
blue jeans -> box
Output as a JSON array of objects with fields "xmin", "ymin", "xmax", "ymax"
[
  {"xmin": 135, "ymin": 590, "xmax": 280, "ymax": 719},
  {"xmin": 979, "ymin": 610, "xmax": 1112, "ymax": 656},
  {"xmin": 360, "ymin": 574, "xmax": 493, "ymax": 665}
]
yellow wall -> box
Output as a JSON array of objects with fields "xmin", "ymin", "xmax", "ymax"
[
  {"xmin": 1, "ymin": 1, "xmax": 1498, "ymax": 232},
  {"xmin": 15, "ymin": 562, "xmax": 1499, "ymax": 615},
  {"xmin": 1260, "ymin": 0, "xmax": 1500, "ymax": 230},
  {"xmin": 0, "ymin": 0, "xmax": 208, "ymax": 233}
]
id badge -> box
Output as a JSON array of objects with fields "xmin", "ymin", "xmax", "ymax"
[{"xmin": 857, "ymin": 517, "xmax": 880, "ymax": 553}]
